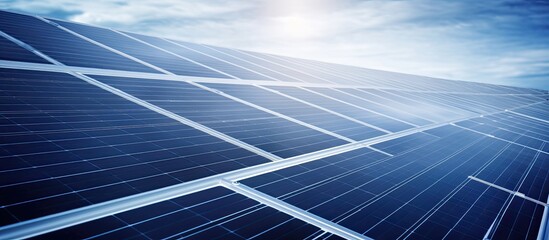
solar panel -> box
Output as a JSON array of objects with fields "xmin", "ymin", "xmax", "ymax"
[
  {"xmin": 35, "ymin": 187, "xmax": 325, "ymax": 239},
  {"xmin": 0, "ymin": 9, "xmax": 547, "ymax": 240},
  {"xmin": 0, "ymin": 68, "xmax": 270, "ymax": 224},
  {"xmin": 0, "ymin": 11, "xmax": 159, "ymax": 73},
  {"xmin": 51, "ymin": 19, "xmax": 230, "ymax": 78}
]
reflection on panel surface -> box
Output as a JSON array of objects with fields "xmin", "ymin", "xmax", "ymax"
[
  {"xmin": 0, "ymin": 9, "xmax": 548, "ymax": 240},
  {"xmin": 88, "ymin": 75, "xmax": 347, "ymax": 158},
  {"xmin": 242, "ymin": 125, "xmax": 549, "ymax": 239},
  {"xmin": 32, "ymin": 187, "xmax": 323, "ymax": 239},
  {"xmin": 0, "ymin": 69, "xmax": 269, "ymax": 225}
]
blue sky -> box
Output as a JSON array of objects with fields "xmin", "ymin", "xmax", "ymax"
[{"xmin": 2, "ymin": 0, "xmax": 548, "ymax": 89}]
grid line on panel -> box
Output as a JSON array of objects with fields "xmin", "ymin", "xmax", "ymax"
[
  {"xmin": 451, "ymin": 124, "xmax": 549, "ymax": 154},
  {"xmin": 40, "ymin": 18, "xmax": 362, "ymax": 153},
  {"xmin": 113, "ymin": 30, "xmax": 237, "ymax": 79},
  {"xmin": 1, "ymin": 9, "xmax": 548, "ymax": 240},
  {"xmin": 198, "ymin": 44, "xmax": 309, "ymax": 83},
  {"xmin": 162, "ymin": 38, "xmax": 282, "ymax": 81},
  {"xmin": 508, "ymin": 110, "xmax": 549, "ymax": 124},
  {"xmin": 278, "ymin": 137, "xmax": 439, "ymax": 201},
  {"xmin": 0, "ymin": 27, "xmax": 285, "ymax": 161},
  {"xmin": 360, "ymin": 137, "xmax": 507, "ymax": 235},
  {"xmin": 333, "ymin": 88, "xmax": 440, "ymax": 125},
  {"xmin": 538, "ymin": 195, "xmax": 549, "ymax": 239},
  {"xmin": 469, "ymin": 176, "xmax": 546, "ymax": 206},
  {"xmin": 72, "ymin": 73, "xmax": 283, "ymax": 161},
  {"xmin": 259, "ymin": 53, "xmax": 366, "ymax": 86},
  {"xmin": 0, "ymin": 112, "xmax": 483, "ymax": 239},
  {"xmin": 187, "ymin": 82, "xmax": 357, "ymax": 143},
  {"xmin": 439, "ymin": 142, "xmax": 528, "ymax": 239},
  {"xmin": 1, "ymin": 58, "xmax": 547, "ymax": 97},
  {"xmin": 240, "ymin": 111, "xmax": 548, "ymax": 240},
  {"xmin": 375, "ymin": 89, "xmax": 474, "ymax": 119},
  {"xmin": 0, "ymin": 31, "xmax": 63, "ymax": 66},
  {"xmin": 35, "ymin": 16, "xmax": 172, "ymax": 75},
  {"xmin": 401, "ymin": 128, "xmax": 545, "ymax": 239},
  {"xmin": 220, "ymin": 180, "xmax": 369, "ymax": 240},
  {"xmin": 89, "ymin": 74, "xmax": 350, "ymax": 158},
  {"xmin": 397, "ymin": 141, "xmax": 519, "ymax": 239},
  {"xmin": 257, "ymin": 85, "xmax": 392, "ymax": 135},
  {"xmin": 359, "ymin": 89, "xmax": 470, "ymax": 122},
  {"xmin": 334, "ymin": 135, "xmax": 486, "ymax": 226},
  {"xmin": 300, "ymin": 87, "xmax": 421, "ymax": 128},
  {"xmin": 0, "ymin": 96, "xmax": 544, "ymax": 239},
  {"xmin": 233, "ymin": 49, "xmax": 337, "ymax": 85}
]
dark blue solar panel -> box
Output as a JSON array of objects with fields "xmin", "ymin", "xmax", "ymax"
[
  {"xmin": 241, "ymin": 127, "xmax": 547, "ymax": 239},
  {"xmin": 461, "ymin": 94, "xmax": 540, "ymax": 110},
  {"xmin": 197, "ymin": 44, "xmax": 316, "ymax": 82},
  {"xmin": 50, "ymin": 19, "xmax": 228, "ymax": 78},
  {"xmin": 0, "ymin": 11, "xmax": 158, "ymax": 73},
  {"xmin": 455, "ymin": 114, "xmax": 549, "ymax": 152},
  {"xmin": 488, "ymin": 198, "xmax": 544, "ymax": 240},
  {"xmin": 204, "ymin": 83, "xmax": 386, "ymax": 141},
  {"xmin": 202, "ymin": 46, "xmax": 313, "ymax": 82},
  {"xmin": 513, "ymin": 103, "xmax": 549, "ymax": 120},
  {"xmin": 257, "ymin": 53, "xmax": 370, "ymax": 86},
  {"xmin": 1, "ymin": 9, "xmax": 548, "ymax": 240},
  {"xmin": 236, "ymin": 51, "xmax": 334, "ymax": 84},
  {"xmin": 267, "ymin": 86, "xmax": 414, "ymax": 132},
  {"xmin": 371, "ymin": 132, "xmax": 439, "ymax": 155},
  {"xmin": 127, "ymin": 33, "xmax": 270, "ymax": 80},
  {"xmin": 32, "ymin": 187, "xmax": 321, "ymax": 239},
  {"xmin": 391, "ymin": 91, "xmax": 494, "ymax": 114},
  {"xmin": 405, "ymin": 180, "xmax": 510, "ymax": 239},
  {"xmin": 0, "ymin": 69, "xmax": 269, "ymax": 225},
  {"xmin": 88, "ymin": 75, "xmax": 347, "ymax": 158},
  {"xmin": 0, "ymin": 36, "xmax": 51, "ymax": 64},
  {"xmin": 329, "ymin": 88, "xmax": 434, "ymax": 126},
  {"xmin": 423, "ymin": 124, "xmax": 464, "ymax": 138},
  {"xmin": 367, "ymin": 89, "xmax": 471, "ymax": 120}
]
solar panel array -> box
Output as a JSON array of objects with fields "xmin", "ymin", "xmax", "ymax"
[{"xmin": 0, "ymin": 9, "xmax": 548, "ymax": 240}]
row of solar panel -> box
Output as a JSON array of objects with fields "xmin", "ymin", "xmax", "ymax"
[
  {"xmin": 0, "ymin": 68, "xmax": 546, "ymax": 229},
  {"xmin": 1, "ymin": 9, "xmax": 548, "ymax": 240},
  {"xmin": 0, "ymin": 10, "xmax": 545, "ymax": 95},
  {"xmin": 238, "ymin": 113, "xmax": 549, "ymax": 239},
  {"xmin": 19, "ymin": 110, "xmax": 549, "ymax": 240},
  {"xmin": 32, "ymin": 187, "xmax": 341, "ymax": 240}
]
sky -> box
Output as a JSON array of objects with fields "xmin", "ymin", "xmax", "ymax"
[{"xmin": 1, "ymin": 0, "xmax": 548, "ymax": 90}]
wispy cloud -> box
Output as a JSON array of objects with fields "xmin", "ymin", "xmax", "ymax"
[{"xmin": 2, "ymin": 0, "xmax": 548, "ymax": 89}]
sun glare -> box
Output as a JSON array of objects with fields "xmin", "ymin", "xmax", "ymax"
[
  {"xmin": 259, "ymin": 0, "xmax": 337, "ymax": 43},
  {"xmin": 273, "ymin": 15, "xmax": 316, "ymax": 40}
]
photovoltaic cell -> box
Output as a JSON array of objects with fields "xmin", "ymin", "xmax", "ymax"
[
  {"xmin": 267, "ymin": 86, "xmax": 414, "ymax": 132},
  {"xmin": 32, "ymin": 187, "xmax": 322, "ymax": 239},
  {"xmin": 204, "ymin": 83, "xmax": 386, "ymax": 141},
  {"xmin": 370, "ymin": 132, "xmax": 439, "ymax": 155},
  {"xmin": 513, "ymin": 103, "xmax": 549, "ymax": 120},
  {"xmin": 126, "ymin": 33, "xmax": 271, "ymax": 80},
  {"xmin": 87, "ymin": 75, "xmax": 347, "ymax": 158},
  {"xmin": 0, "ymin": 11, "xmax": 158, "ymax": 73},
  {"xmin": 455, "ymin": 114, "xmax": 549, "ymax": 153},
  {"xmin": 202, "ymin": 46, "xmax": 311, "ymax": 83},
  {"xmin": 0, "ymin": 36, "xmax": 51, "ymax": 64},
  {"xmin": 241, "ymin": 126, "xmax": 548, "ymax": 239},
  {"xmin": 50, "ymin": 19, "xmax": 229, "ymax": 78},
  {"xmin": 312, "ymin": 88, "xmax": 434, "ymax": 126},
  {"xmin": 489, "ymin": 198, "xmax": 544, "ymax": 240},
  {"xmin": 0, "ymin": 69, "xmax": 269, "ymax": 225},
  {"xmin": 0, "ymin": 9, "xmax": 547, "ymax": 240},
  {"xmin": 242, "ymin": 52, "xmax": 335, "ymax": 84}
]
